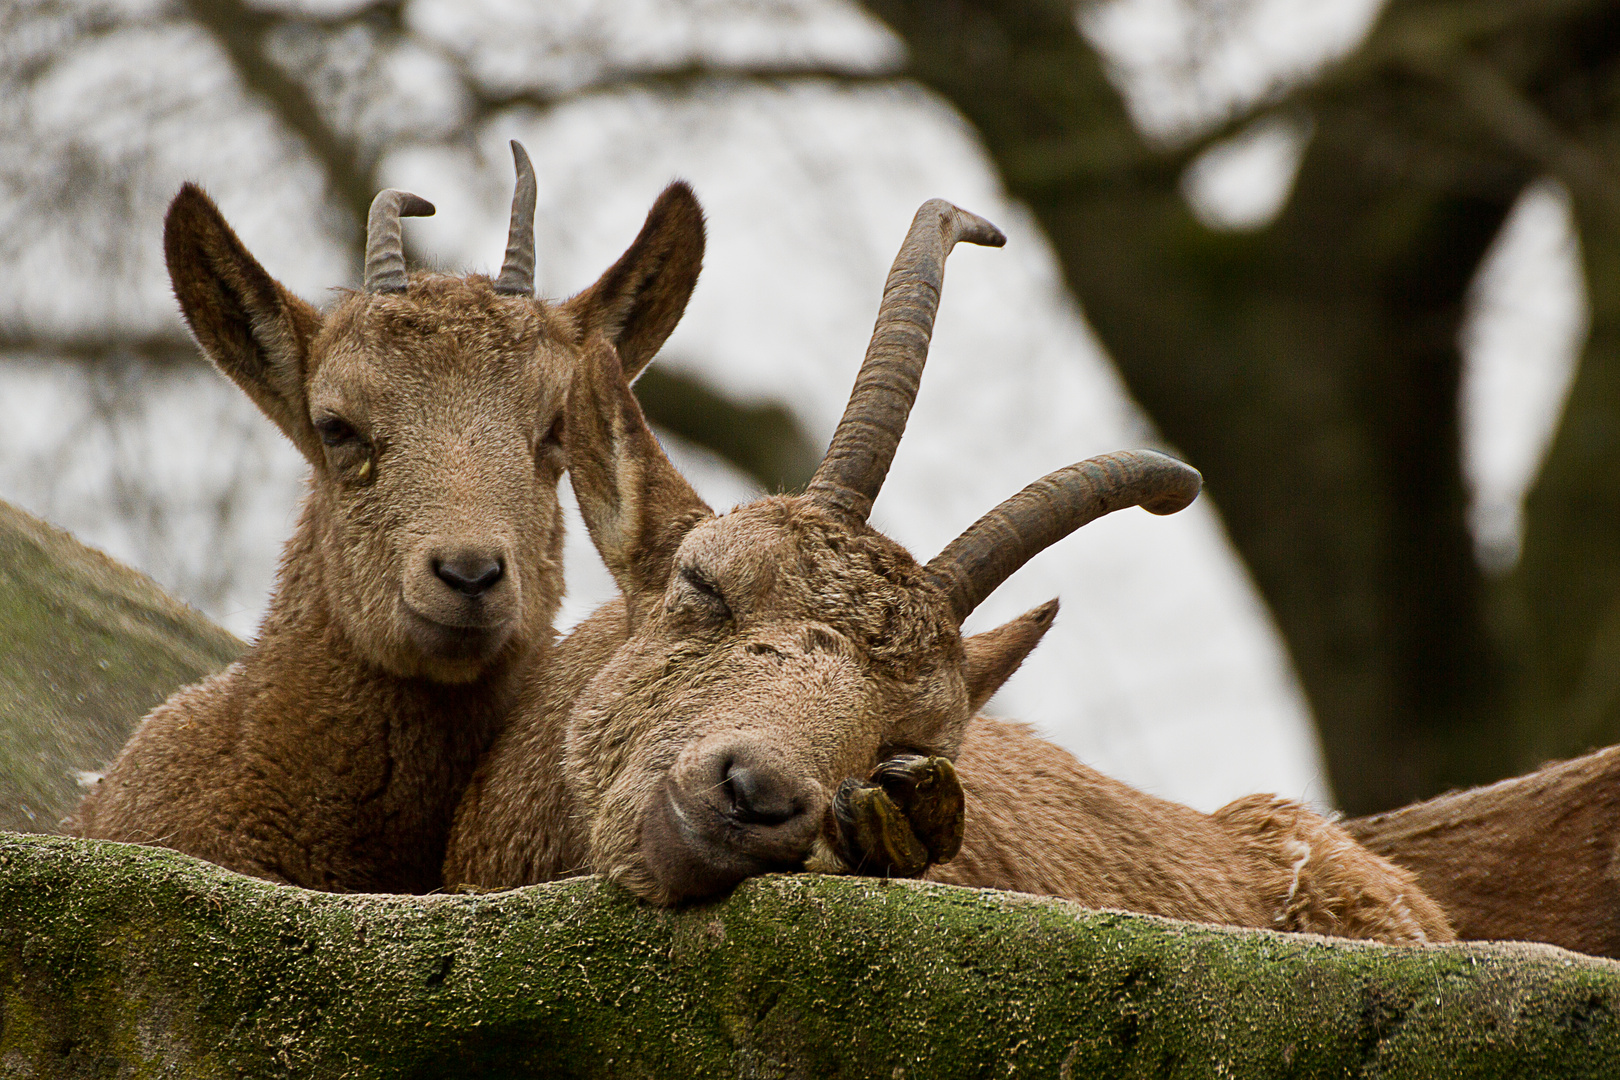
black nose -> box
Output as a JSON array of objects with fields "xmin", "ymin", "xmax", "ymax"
[
  {"xmin": 433, "ymin": 553, "xmax": 504, "ymax": 597},
  {"xmin": 724, "ymin": 760, "xmax": 804, "ymax": 826}
]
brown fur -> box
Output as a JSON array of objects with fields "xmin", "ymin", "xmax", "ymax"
[
  {"xmin": 936, "ymin": 720, "xmax": 1448, "ymax": 942},
  {"xmin": 444, "ymin": 305, "xmax": 1453, "ymax": 944},
  {"xmin": 69, "ymin": 179, "xmax": 706, "ymax": 892},
  {"xmin": 1346, "ymin": 745, "xmax": 1620, "ymax": 956},
  {"xmin": 440, "ymin": 601, "xmax": 629, "ymax": 886}
]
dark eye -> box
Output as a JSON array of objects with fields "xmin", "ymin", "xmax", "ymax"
[
  {"xmin": 535, "ymin": 415, "xmax": 564, "ymax": 466},
  {"xmin": 679, "ymin": 565, "xmax": 731, "ymax": 620},
  {"xmin": 315, "ymin": 416, "xmax": 358, "ymax": 447}
]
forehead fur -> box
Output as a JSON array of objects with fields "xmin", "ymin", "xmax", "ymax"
[
  {"xmin": 313, "ymin": 273, "xmax": 577, "ymax": 372},
  {"xmin": 695, "ymin": 496, "xmax": 964, "ymax": 680}
]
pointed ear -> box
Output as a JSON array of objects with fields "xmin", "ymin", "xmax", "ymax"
[
  {"xmin": 564, "ymin": 181, "xmax": 705, "ymax": 381},
  {"xmin": 164, "ymin": 184, "xmax": 322, "ymax": 459},
  {"xmin": 566, "ymin": 334, "xmax": 714, "ymax": 622},
  {"xmin": 963, "ymin": 599, "xmax": 1058, "ymax": 714}
]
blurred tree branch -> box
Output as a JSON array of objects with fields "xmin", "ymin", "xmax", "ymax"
[
  {"xmin": 16, "ymin": 0, "xmax": 1620, "ymax": 811},
  {"xmin": 182, "ymin": 0, "xmax": 379, "ymax": 229},
  {"xmin": 847, "ymin": 0, "xmax": 1620, "ymax": 812},
  {"xmin": 1441, "ymin": 52, "xmax": 1620, "ymax": 215},
  {"xmin": 469, "ymin": 63, "xmax": 894, "ymax": 115},
  {"xmin": 0, "ymin": 332, "xmax": 195, "ymax": 367}
]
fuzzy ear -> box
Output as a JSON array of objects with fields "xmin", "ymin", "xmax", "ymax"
[
  {"xmin": 164, "ymin": 184, "xmax": 322, "ymax": 459},
  {"xmin": 565, "ymin": 335, "xmax": 715, "ymax": 623},
  {"xmin": 564, "ymin": 182, "xmax": 705, "ymax": 380},
  {"xmin": 963, "ymin": 599, "xmax": 1059, "ymax": 714}
]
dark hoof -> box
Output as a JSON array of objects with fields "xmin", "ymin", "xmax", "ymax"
[{"xmin": 829, "ymin": 755, "xmax": 965, "ymax": 877}]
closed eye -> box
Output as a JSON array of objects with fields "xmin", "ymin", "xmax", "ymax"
[{"xmin": 680, "ymin": 565, "xmax": 731, "ymax": 620}]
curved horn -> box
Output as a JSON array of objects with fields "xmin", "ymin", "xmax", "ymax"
[
  {"xmin": 805, "ymin": 199, "xmax": 1005, "ymax": 520},
  {"xmin": 924, "ymin": 449, "xmax": 1202, "ymax": 624},
  {"xmin": 494, "ymin": 140, "xmax": 537, "ymax": 296},
  {"xmin": 363, "ymin": 189, "xmax": 435, "ymax": 294}
]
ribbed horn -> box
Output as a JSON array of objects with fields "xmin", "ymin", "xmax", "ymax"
[
  {"xmin": 363, "ymin": 189, "xmax": 435, "ymax": 294},
  {"xmin": 924, "ymin": 449, "xmax": 1203, "ymax": 624},
  {"xmin": 494, "ymin": 140, "xmax": 537, "ymax": 296},
  {"xmin": 805, "ymin": 199, "xmax": 1005, "ymax": 520}
]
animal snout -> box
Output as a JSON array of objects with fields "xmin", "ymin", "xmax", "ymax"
[
  {"xmin": 723, "ymin": 757, "xmax": 805, "ymax": 825},
  {"xmin": 410, "ymin": 538, "xmax": 515, "ymax": 615},
  {"xmin": 433, "ymin": 550, "xmax": 505, "ymax": 597},
  {"xmin": 642, "ymin": 735, "xmax": 826, "ymax": 903},
  {"xmin": 400, "ymin": 537, "xmax": 523, "ymax": 665}
]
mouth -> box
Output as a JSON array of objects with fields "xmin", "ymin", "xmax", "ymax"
[
  {"xmin": 401, "ymin": 604, "xmax": 516, "ymax": 661},
  {"xmin": 639, "ymin": 770, "xmax": 825, "ymax": 904}
]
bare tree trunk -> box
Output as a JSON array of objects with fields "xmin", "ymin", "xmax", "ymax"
[
  {"xmin": 859, "ymin": 0, "xmax": 1620, "ymax": 811},
  {"xmin": 1511, "ymin": 192, "xmax": 1620, "ymax": 762}
]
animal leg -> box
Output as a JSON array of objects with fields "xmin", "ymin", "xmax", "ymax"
[
  {"xmin": 812, "ymin": 755, "xmax": 965, "ymax": 878},
  {"xmin": 1214, "ymin": 794, "xmax": 1456, "ymax": 944}
]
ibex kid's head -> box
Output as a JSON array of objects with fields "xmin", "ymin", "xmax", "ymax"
[
  {"xmin": 561, "ymin": 200, "xmax": 1202, "ymax": 903},
  {"xmin": 164, "ymin": 144, "xmax": 703, "ymax": 682}
]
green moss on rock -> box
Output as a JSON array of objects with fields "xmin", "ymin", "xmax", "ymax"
[
  {"xmin": 3, "ymin": 497, "xmax": 1620, "ymax": 1076},
  {"xmin": 0, "ymin": 500, "xmax": 243, "ymax": 833},
  {"xmin": 2, "ymin": 832, "xmax": 1619, "ymax": 1078}
]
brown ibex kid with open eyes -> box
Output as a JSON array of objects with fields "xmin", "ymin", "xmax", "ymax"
[
  {"xmin": 69, "ymin": 145, "xmax": 707, "ymax": 893},
  {"xmin": 444, "ymin": 199, "xmax": 1453, "ymax": 945}
]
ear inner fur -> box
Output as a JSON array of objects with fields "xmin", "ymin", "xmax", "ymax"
[
  {"xmin": 962, "ymin": 599, "xmax": 1059, "ymax": 715},
  {"xmin": 563, "ymin": 182, "xmax": 706, "ymax": 380},
  {"xmin": 164, "ymin": 183, "xmax": 323, "ymax": 459},
  {"xmin": 564, "ymin": 336, "xmax": 713, "ymax": 619}
]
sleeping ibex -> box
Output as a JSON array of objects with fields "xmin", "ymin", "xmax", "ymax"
[
  {"xmin": 69, "ymin": 145, "xmax": 706, "ymax": 892},
  {"xmin": 1344, "ymin": 744, "xmax": 1620, "ymax": 957},
  {"xmin": 445, "ymin": 200, "xmax": 1452, "ymax": 945}
]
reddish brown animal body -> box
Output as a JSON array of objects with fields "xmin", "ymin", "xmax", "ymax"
[
  {"xmin": 70, "ymin": 146, "xmax": 707, "ymax": 892},
  {"xmin": 1345, "ymin": 745, "xmax": 1620, "ymax": 957},
  {"xmin": 444, "ymin": 200, "xmax": 1451, "ymax": 944},
  {"xmin": 944, "ymin": 720, "xmax": 1449, "ymax": 940}
]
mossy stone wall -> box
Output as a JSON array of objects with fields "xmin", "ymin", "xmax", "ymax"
[
  {"xmin": 4, "ymin": 832, "xmax": 1620, "ymax": 1078},
  {"xmin": 0, "ymin": 500, "xmax": 243, "ymax": 833},
  {"xmin": 3, "ymin": 499, "xmax": 1620, "ymax": 1076}
]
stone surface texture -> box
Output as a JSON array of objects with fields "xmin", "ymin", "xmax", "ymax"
[
  {"xmin": 4, "ymin": 832, "xmax": 1620, "ymax": 1078},
  {"xmin": 0, "ymin": 501, "xmax": 243, "ymax": 834}
]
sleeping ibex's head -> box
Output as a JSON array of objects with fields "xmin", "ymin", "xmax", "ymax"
[
  {"xmin": 164, "ymin": 144, "xmax": 704, "ymax": 682},
  {"xmin": 561, "ymin": 200, "xmax": 1202, "ymax": 903}
]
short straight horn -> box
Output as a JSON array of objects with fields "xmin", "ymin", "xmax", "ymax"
[
  {"xmin": 364, "ymin": 189, "xmax": 435, "ymax": 293},
  {"xmin": 806, "ymin": 199, "xmax": 1005, "ymax": 520},
  {"xmin": 494, "ymin": 140, "xmax": 537, "ymax": 296},
  {"xmin": 925, "ymin": 449, "xmax": 1203, "ymax": 624}
]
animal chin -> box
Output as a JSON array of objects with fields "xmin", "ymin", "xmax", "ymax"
[
  {"xmin": 400, "ymin": 605, "xmax": 516, "ymax": 666},
  {"xmin": 638, "ymin": 775, "xmax": 819, "ymax": 904}
]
